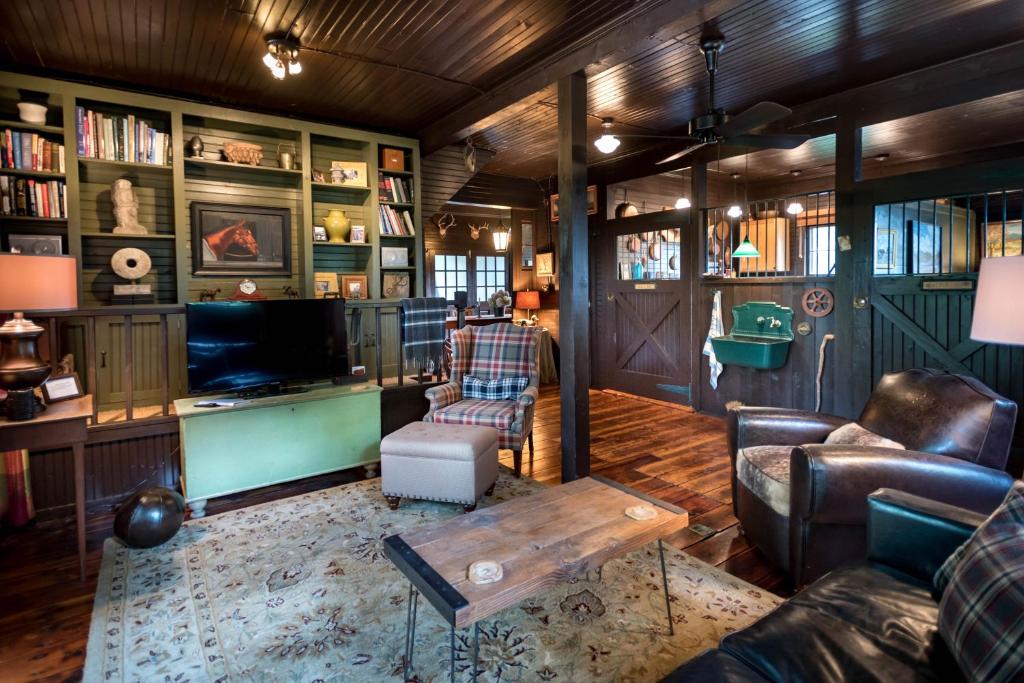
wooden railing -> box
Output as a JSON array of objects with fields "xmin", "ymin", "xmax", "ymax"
[{"xmin": 16, "ymin": 300, "xmax": 440, "ymax": 426}]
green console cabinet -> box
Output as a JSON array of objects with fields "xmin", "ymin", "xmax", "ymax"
[{"xmin": 175, "ymin": 382, "xmax": 382, "ymax": 517}]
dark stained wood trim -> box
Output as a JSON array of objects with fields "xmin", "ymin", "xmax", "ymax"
[
  {"xmin": 689, "ymin": 162, "xmax": 708, "ymax": 412},
  {"xmin": 418, "ymin": 0, "xmax": 747, "ymax": 153},
  {"xmin": 558, "ymin": 70, "xmax": 590, "ymax": 482}
]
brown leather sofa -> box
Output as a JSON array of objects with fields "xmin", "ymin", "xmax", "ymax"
[
  {"xmin": 662, "ymin": 488, "xmax": 991, "ymax": 682},
  {"xmin": 728, "ymin": 368, "xmax": 1017, "ymax": 587}
]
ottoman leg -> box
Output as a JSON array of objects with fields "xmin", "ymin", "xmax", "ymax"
[
  {"xmin": 463, "ymin": 502, "xmax": 477, "ymax": 513},
  {"xmin": 512, "ymin": 449, "xmax": 522, "ymax": 478},
  {"xmin": 386, "ymin": 496, "xmax": 401, "ymax": 510},
  {"xmin": 485, "ymin": 482, "xmax": 496, "ymax": 496}
]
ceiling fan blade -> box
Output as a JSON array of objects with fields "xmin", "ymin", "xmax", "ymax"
[
  {"xmin": 716, "ymin": 101, "xmax": 792, "ymax": 137},
  {"xmin": 656, "ymin": 141, "xmax": 708, "ymax": 165},
  {"xmin": 727, "ymin": 132, "xmax": 810, "ymax": 150}
]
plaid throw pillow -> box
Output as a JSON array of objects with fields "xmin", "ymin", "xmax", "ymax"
[
  {"xmin": 462, "ymin": 375, "xmax": 529, "ymax": 401},
  {"xmin": 936, "ymin": 481, "xmax": 1024, "ymax": 683}
]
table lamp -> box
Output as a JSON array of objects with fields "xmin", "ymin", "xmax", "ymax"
[
  {"xmin": 0, "ymin": 253, "xmax": 78, "ymax": 420},
  {"xmin": 515, "ymin": 290, "xmax": 541, "ymax": 326},
  {"xmin": 971, "ymin": 255, "xmax": 1024, "ymax": 345}
]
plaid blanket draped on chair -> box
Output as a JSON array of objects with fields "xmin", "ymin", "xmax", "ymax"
[
  {"xmin": 400, "ymin": 297, "xmax": 448, "ymax": 372},
  {"xmin": 423, "ymin": 323, "xmax": 540, "ymax": 477}
]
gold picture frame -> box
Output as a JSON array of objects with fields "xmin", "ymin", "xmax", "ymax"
[
  {"xmin": 313, "ymin": 271, "xmax": 339, "ymax": 298},
  {"xmin": 340, "ymin": 274, "xmax": 369, "ymax": 299},
  {"xmin": 549, "ymin": 186, "xmax": 597, "ymax": 222}
]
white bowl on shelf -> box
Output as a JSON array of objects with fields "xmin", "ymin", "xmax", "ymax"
[{"xmin": 17, "ymin": 102, "xmax": 48, "ymax": 125}]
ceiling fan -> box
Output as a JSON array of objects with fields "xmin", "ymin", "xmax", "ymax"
[
  {"xmin": 655, "ymin": 37, "xmax": 809, "ymax": 164},
  {"xmin": 593, "ymin": 37, "xmax": 809, "ymax": 164}
]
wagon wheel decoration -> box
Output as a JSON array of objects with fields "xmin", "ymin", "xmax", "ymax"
[{"xmin": 801, "ymin": 287, "xmax": 834, "ymax": 318}]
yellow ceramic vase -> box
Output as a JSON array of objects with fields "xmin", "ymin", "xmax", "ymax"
[{"xmin": 324, "ymin": 209, "xmax": 351, "ymax": 243}]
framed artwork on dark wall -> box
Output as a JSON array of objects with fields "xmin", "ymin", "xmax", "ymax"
[{"xmin": 190, "ymin": 202, "xmax": 291, "ymax": 276}]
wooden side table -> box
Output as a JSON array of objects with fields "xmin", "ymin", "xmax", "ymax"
[{"xmin": 0, "ymin": 395, "xmax": 92, "ymax": 580}]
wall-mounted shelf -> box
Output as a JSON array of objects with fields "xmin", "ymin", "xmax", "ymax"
[
  {"xmin": 313, "ymin": 242, "xmax": 373, "ymax": 248},
  {"xmin": 184, "ymin": 157, "xmax": 303, "ymax": 175},
  {"xmin": 379, "ymin": 168, "xmax": 414, "ymax": 177},
  {"xmin": 79, "ymin": 157, "xmax": 172, "ymax": 172},
  {"xmin": 0, "ymin": 167, "xmax": 65, "ymax": 179},
  {"xmin": 311, "ymin": 181, "xmax": 371, "ymax": 192},
  {"xmin": 380, "ymin": 201, "xmax": 414, "ymax": 209},
  {"xmin": 0, "ymin": 119, "xmax": 64, "ymax": 134},
  {"xmin": 0, "ymin": 215, "xmax": 68, "ymax": 222},
  {"xmin": 379, "ymin": 234, "xmax": 416, "ymax": 240},
  {"xmin": 81, "ymin": 231, "xmax": 176, "ymax": 240},
  {"xmin": 381, "ymin": 266, "xmax": 417, "ymax": 271}
]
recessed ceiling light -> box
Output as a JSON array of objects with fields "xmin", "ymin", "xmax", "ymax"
[{"xmin": 875, "ymin": 153, "xmax": 890, "ymax": 162}]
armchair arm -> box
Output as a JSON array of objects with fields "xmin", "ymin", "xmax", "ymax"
[
  {"xmin": 867, "ymin": 488, "xmax": 985, "ymax": 583},
  {"xmin": 423, "ymin": 382, "xmax": 461, "ymax": 418},
  {"xmin": 790, "ymin": 445, "xmax": 1013, "ymax": 525},
  {"xmin": 727, "ymin": 406, "xmax": 847, "ymax": 456},
  {"xmin": 510, "ymin": 384, "xmax": 539, "ymax": 439},
  {"xmin": 517, "ymin": 385, "xmax": 539, "ymax": 414}
]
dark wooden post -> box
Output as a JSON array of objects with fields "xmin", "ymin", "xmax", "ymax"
[
  {"xmin": 832, "ymin": 115, "xmax": 867, "ymax": 417},
  {"xmin": 558, "ymin": 70, "xmax": 590, "ymax": 482},
  {"xmin": 689, "ymin": 162, "xmax": 708, "ymax": 412}
]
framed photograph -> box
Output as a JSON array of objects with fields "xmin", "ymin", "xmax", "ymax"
[
  {"xmin": 381, "ymin": 246, "xmax": 409, "ymax": 267},
  {"xmin": 312, "ymin": 168, "xmax": 326, "ymax": 183},
  {"xmin": 313, "ymin": 272, "xmax": 339, "ymax": 298},
  {"xmin": 190, "ymin": 202, "xmax": 291, "ymax": 276},
  {"xmin": 382, "ymin": 271, "xmax": 411, "ymax": 299},
  {"xmin": 340, "ymin": 274, "xmax": 368, "ymax": 300},
  {"xmin": 330, "ymin": 160, "xmax": 368, "ymax": 187},
  {"xmin": 8, "ymin": 233, "xmax": 62, "ymax": 255},
  {"xmin": 874, "ymin": 228, "xmax": 897, "ymax": 271},
  {"xmin": 549, "ymin": 185, "xmax": 597, "ymax": 222},
  {"xmin": 312, "ymin": 225, "xmax": 328, "ymax": 242},
  {"xmin": 350, "ymin": 225, "xmax": 366, "ymax": 244},
  {"xmin": 536, "ymin": 251, "xmax": 556, "ymax": 277},
  {"xmin": 41, "ymin": 372, "xmax": 83, "ymax": 403}
]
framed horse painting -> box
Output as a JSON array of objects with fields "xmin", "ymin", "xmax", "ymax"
[{"xmin": 190, "ymin": 202, "xmax": 292, "ymax": 276}]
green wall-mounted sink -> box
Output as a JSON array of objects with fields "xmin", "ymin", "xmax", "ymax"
[{"xmin": 710, "ymin": 301, "xmax": 794, "ymax": 370}]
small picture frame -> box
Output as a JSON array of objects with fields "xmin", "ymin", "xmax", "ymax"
[
  {"xmin": 340, "ymin": 274, "xmax": 368, "ymax": 299},
  {"xmin": 536, "ymin": 251, "xmax": 556, "ymax": 277},
  {"xmin": 350, "ymin": 225, "xmax": 366, "ymax": 244},
  {"xmin": 314, "ymin": 271, "xmax": 339, "ymax": 298},
  {"xmin": 329, "ymin": 160, "xmax": 368, "ymax": 187},
  {"xmin": 381, "ymin": 246, "xmax": 409, "ymax": 267},
  {"xmin": 382, "ymin": 271, "xmax": 410, "ymax": 299},
  {"xmin": 312, "ymin": 225, "xmax": 328, "ymax": 242},
  {"xmin": 41, "ymin": 373, "xmax": 83, "ymax": 403},
  {"xmin": 549, "ymin": 185, "xmax": 597, "ymax": 222},
  {"xmin": 312, "ymin": 168, "xmax": 326, "ymax": 183}
]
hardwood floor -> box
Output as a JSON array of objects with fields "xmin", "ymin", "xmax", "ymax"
[{"xmin": 0, "ymin": 386, "xmax": 784, "ymax": 682}]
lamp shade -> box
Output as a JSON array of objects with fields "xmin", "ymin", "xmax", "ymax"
[
  {"xmin": 732, "ymin": 237, "xmax": 760, "ymax": 259},
  {"xmin": 971, "ymin": 255, "xmax": 1024, "ymax": 345},
  {"xmin": 515, "ymin": 290, "xmax": 540, "ymax": 311},
  {"xmin": 0, "ymin": 254, "xmax": 78, "ymax": 311}
]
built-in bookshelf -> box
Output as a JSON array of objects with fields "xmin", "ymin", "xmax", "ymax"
[
  {"xmin": 376, "ymin": 144, "xmax": 418, "ymax": 297},
  {"xmin": 0, "ymin": 71, "xmax": 422, "ymax": 305}
]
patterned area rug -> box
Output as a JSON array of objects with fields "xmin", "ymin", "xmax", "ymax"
[{"xmin": 85, "ymin": 471, "xmax": 780, "ymax": 682}]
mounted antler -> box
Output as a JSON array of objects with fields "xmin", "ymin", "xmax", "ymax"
[
  {"xmin": 468, "ymin": 222, "xmax": 486, "ymax": 240},
  {"xmin": 431, "ymin": 212, "xmax": 455, "ymax": 239}
]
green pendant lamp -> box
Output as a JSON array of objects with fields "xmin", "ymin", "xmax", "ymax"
[{"xmin": 732, "ymin": 235, "xmax": 760, "ymax": 258}]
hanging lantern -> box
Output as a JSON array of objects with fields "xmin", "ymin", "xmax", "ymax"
[{"xmin": 492, "ymin": 224, "xmax": 511, "ymax": 253}]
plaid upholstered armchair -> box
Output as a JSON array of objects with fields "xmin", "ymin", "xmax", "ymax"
[{"xmin": 423, "ymin": 323, "xmax": 539, "ymax": 477}]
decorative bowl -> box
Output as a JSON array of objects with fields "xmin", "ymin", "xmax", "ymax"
[
  {"xmin": 223, "ymin": 141, "xmax": 263, "ymax": 165},
  {"xmin": 17, "ymin": 102, "xmax": 47, "ymax": 125}
]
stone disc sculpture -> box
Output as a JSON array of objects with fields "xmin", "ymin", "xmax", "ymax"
[
  {"xmin": 111, "ymin": 178, "xmax": 149, "ymax": 235},
  {"xmin": 111, "ymin": 247, "xmax": 152, "ymax": 281}
]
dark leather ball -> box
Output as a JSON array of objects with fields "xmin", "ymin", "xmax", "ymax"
[{"xmin": 113, "ymin": 487, "xmax": 186, "ymax": 548}]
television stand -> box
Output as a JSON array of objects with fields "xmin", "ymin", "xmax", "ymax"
[
  {"xmin": 175, "ymin": 382, "xmax": 382, "ymax": 517},
  {"xmin": 236, "ymin": 383, "xmax": 310, "ymax": 399}
]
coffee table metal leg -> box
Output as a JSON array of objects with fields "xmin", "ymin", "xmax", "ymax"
[
  {"xmin": 658, "ymin": 539, "xmax": 674, "ymax": 636},
  {"xmin": 472, "ymin": 622, "xmax": 480, "ymax": 682},
  {"xmin": 404, "ymin": 583, "xmax": 419, "ymax": 679}
]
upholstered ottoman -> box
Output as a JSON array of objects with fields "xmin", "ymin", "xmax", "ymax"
[{"xmin": 380, "ymin": 422, "xmax": 499, "ymax": 513}]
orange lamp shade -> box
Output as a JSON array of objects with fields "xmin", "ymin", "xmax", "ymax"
[
  {"xmin": 515, "ymin": 290, "xmax": 540, "ymax": 311},
  {"xmin": 0, "ymin": 254, "xmax": 78, "ymax": 312}
]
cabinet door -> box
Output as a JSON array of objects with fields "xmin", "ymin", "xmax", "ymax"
[{"xmin": 94, "ymin": 314, "xmax": 187, "ymax": 414}]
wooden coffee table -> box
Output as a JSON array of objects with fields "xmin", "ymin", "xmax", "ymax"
[{"xmin": 383, "ymin": 475, "xmax": 689, "ymax": 681}]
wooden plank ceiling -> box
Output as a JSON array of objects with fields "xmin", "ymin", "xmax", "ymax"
[{"xmin": 1, "ymin": 0, "xmax": 1022, "ymax": 180}]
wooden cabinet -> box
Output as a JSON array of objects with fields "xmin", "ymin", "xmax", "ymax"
[{"xmin": 737, "ymin": 215, "xmax": 790, "ymax": 275}]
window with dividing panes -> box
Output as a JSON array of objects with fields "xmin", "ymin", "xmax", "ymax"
[{"xmin": 429, "ymin": 251, "xmax": 509, "ymax": 304}]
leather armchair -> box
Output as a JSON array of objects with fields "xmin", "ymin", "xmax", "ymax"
[{"xmin": 729, "ymin": 368, "xmax": 1017, "ymax": 587}]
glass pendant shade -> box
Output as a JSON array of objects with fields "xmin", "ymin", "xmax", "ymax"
[
  {"xmin": 594, "ymin": 134, "xmax": 621, "ymax": 154},
  {"xmin": 786, "ymin": 201, "xmax": 804, "ymax": 215},
  {"xmin": 270, "ymin": 61, "xmax": 287, "ymax": 79},
  {"xmin": 727, "ymin": 204, "xmax": 743, "ymax": 218},
  {"xmin": 732, "ymin": 237, "xmax": 760, "ymax": 258},
  {"xmin": 287, "ymin": 60, "xmax": 302, "ymax": 75},
  {"xmin": 262, "ymin": 52, "xmax": 278, "ymax": 69},
  {"xmin": 492, "ymin": 227, "xmax": 511, "ymax": 253},
  {"xmin": 674, "ymin": 197, "xmax": 691, "ymax": 209}
]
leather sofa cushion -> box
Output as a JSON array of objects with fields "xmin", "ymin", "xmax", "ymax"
[
  {"xmin": 380, "ymin": 421, "xmax": 499, "ymax": 461},
  {"xmin": 736, "ymin": 446, "xmax": 792, "ymax": 517},
  {"xmin": 661, "ymin": 649, "xmax": 768, "ymax": 682},
  {"xmin": 720, "ymin": 564, "xmax": 963, "ymax": 682}
]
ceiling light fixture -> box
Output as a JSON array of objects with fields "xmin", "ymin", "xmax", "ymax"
[
  {"xmin": 875, "ymin": 153, "xmax": 890, "ymax": 162},
  {"xmin": 732, "ymin": 152, "xmax": 759, "ymax": 259},
  {"xmin": 264, "ymin": 37, "xmax": 302, "ymax": 80},
  {"xmin": 786, "ymin": 201, "xmax": 804, "ymax": 215},
  {"xmin": 492, "ymin": 224, "xmax": 511, "ymax": 253},
  {"xmin": 727, "ymin": 204, "xmax": 743, "ymax": 218},
  {"xmin": 594, "ymin": 117, "xmax": 621, "ymax": 154},
  {"xmin": 674, "ymin": 197, "xmax": 691, "ymax": 209}
]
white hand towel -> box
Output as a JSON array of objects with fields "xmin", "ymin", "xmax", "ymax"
[{"xmin": 702, "ymin": 290, "xmax": 724, "ymax": 389}]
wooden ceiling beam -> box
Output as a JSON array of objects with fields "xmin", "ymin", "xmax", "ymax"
[{"xmin": 417, "ymin": 0, "xmax": 746, "ymax": 154}]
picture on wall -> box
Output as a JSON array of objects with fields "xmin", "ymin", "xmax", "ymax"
[
  {"xmin": 340, "ymin": 274, "xmax": 368, "ymax": 299},
  {"xmin": 549, "ymin": 185, "xmax": 598, "ymax": 222},
  {"xmin": 382, "ymin": 271, "xmax": 411, "ymax": 299},
  {"xmin": 536, "ymin": 250, "xmax": 556, "ymax": 277},
  {"xmin": 313, "ymin": 272, "xmax": 339, "ymax": 298},
  {"xmin": 874, "ymin": 228, "xmax": 897, "ymax": 271},
  {"xmin": 987, "ymin": 219, "xmax": 1022, "ymax": 257},
  {"xmin": 330, "ymin": 161, "xmax": 368, "ymax": 187},
  {"xmin": 191, "ymin": 202, "xmax": 291, "ymax": 276}
]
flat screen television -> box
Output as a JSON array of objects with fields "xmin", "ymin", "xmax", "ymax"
[{"xmin": 186, "ymin": 299, "xmax": 348, "ymax": 394}]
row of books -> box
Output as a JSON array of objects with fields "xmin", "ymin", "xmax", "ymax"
[
  {"xmin": 379, "ymin": 175, "xmax": 413, "ymax": 203},
  {"xmin": 75, "ymin": 106, "xmax": 170, "ymax": 165},
  {"xmin": 0, "ymin": 176, "xmax": 67, "ymax": 218},
  {"xmin": 1, "ymin": 130, "xmax": 66, "ymax": 173},
  {"xmin": 379, "ymin": 205, "xmax": 415, "ymax": 236}
]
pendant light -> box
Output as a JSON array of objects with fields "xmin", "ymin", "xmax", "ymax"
[
  {"xmin": 492, "ymin": 224, "xmax": 511, "ymax": 253},
  {"xmin": 727, "ymin": 172, "xmax": 742, "ymax": 218},
  {"xmin": 732, "ymin": 153, "xmax": 759, "ymax": 259},
  {"xmin": 674, "ymin": 197, "xmax": 691, "ymax": 209},
  {"xmin": 263, "ymin": 37, "xmax": 302, "ymax": 79},
  {"xmin": 786, "ymin": 201, "xmax": 804, "ymax": 215},
  {"xmin": 594, "ymin": 117, "xmax": 621, "ymax": 154}
]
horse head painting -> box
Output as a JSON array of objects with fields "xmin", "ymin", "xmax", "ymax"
[{"xmin": 191, "ymin": 202, "xmax": 291, "ymax": 276}]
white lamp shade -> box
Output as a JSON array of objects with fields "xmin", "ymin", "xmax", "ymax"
[{"xmin": 971, "ymin": 255, "xmax": 1024, "ymax": 345}]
